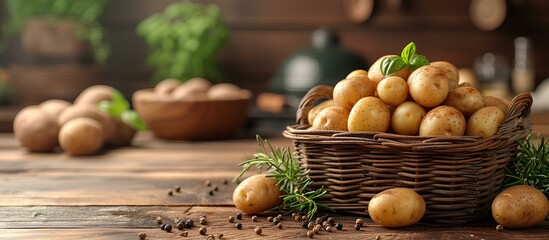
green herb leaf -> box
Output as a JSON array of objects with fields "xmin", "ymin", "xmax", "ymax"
[
  {"xmin": 121, "ymin": 110, "xmax": 147, "ymax": 131},
  {"xmin": 401, "ymin": 42, "xmax": 416, "ymax": 63},
  {"xmin": 381, "ymin": 56, "xmax": 407, "ymax": 77},
  {"xmin": 409, "ymin": 54, "xmax": 430, "ymax": 71}
]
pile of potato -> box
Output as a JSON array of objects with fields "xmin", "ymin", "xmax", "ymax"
[
  {"xmin": 153, "ymin": 77, "xmax": 251, "ymax": 100},
  {"xmin": 308, "ymin": 55, "xmax": 512, "ymax": 138},
  {"xmin": 13, "ymin": 85, "xmax": 136, "ymax": 155}
]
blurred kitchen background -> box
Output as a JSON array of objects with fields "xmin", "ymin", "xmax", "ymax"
[{"xmin": 0, "ymin": 0, "xmax": 548, "ymax": 134}]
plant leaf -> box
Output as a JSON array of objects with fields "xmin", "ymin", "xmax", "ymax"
[
  {"xmin": 381, "ymin": 56, "xmax": 407, "ymax": 77},
  {"xmin": 401, "ymin": 42, "xmax": 416, "ymax": 63},
  {"xmin": 409, "ymin": 54, "xmax": 430, "ymax": 71},
  {"xmin": 121, "ymin": 110, "xmax": 147, "ymax": 131}
]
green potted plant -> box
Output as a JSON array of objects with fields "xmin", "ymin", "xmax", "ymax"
[
  {"xmin": 0, "ymin": 0, "xmax": 110, "ymax": 63},
  {"xmin": 137, "ymin": 1, "xmax": 229, "ymax": 83}
]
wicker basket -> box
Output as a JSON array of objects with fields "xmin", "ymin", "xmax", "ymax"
[{"xmin": 283, "ymin": 85, "xmax": 533, "ymax": 224}]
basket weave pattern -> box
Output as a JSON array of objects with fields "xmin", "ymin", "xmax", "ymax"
[{"xmin": 283, "ymin": 85, "xmax": 533, "ymax": 224}]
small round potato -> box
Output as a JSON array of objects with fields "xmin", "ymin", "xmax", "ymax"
[
  {"xmin": 59, "ymin": 117, "xmax": 104, "ymax": 155},
  {"xmin": 173, "ymin": 78, "xmax": 213, "ymax": 100},
  {"xmin": 376, "ymin": 76, "xmax": 409, "ymax": 107},
  {"xmin": 307, "ymin": 99, "xmax": 336, "ymax": 125},
  {"xmin": 74, "ymin": 85, "xmax": 115, "ymax": 106},
  {"xmin": 368, "ymin": 55, "xmax": 411, "ymax": 87},
  {"xmin": 391, "ymin": 101, "xmax": 426, "ymax": 135},
  {"xmin": 348, "ymin": 97, "xmax": 390, "ymax": 132},
  {"xmin": 346, "ymin": 69, "xmax": 368, "ymax": 79},
  {"xmin": 154, "ymin": 78, "xmax": 181, "ymax": 95},
  {"xmin": 333, "ymin": 76, "xmax": 376, "ymax": 110},
  {"xmin": 431, "ymin": 61, "xmax": 459, "ymax": 90},
  {"xmin": 312, "ymin": 106, "xmax": 350, "ymax": 131},
  {"xmin": 492, "ymin": 185, "xmax": 549, "ymax": 229},
  {"xmin": 14, "ymin": 106, "xmax": 60, "ymax": 152},
  {"xmin": 368, "ymin": 188, "xmax": 426, "ymax": 228},
  {"xmin": 419, "ymin": 106, "xmax": 466, "ymax": 136},
  {"xmin": 408, "ymin": 65, "xmax": 449, "ymax": 107},
  {"xmin": 58, "ymin": 104, "xmax": 115, "ymax": 142},
  {"xmin": 466, "ymin": 106, "xmax": 505, "ymax": 138},
  {"xmin": 443, "ymin": 86, "xmax": 484, "ymax": 117},
  {"xmin": 206, "ymin": 83, "xmax": 250, "ymax": 100},
  {"xmin": 39, "ymin": 99, "xmax": 71, "ymax": 118},
  {"xmin": 483, "ymin": 95, "xmax": 510, "ymax": 114},
  {"xmin": 233, "ymin": 174, "xmax": 283, "ymax": 215}
]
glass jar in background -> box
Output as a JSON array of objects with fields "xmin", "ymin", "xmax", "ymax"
[
  {"xmin": 512, "ymin": 37, "xmax": 535, "ymax": 93},
  {"xmin": 474, "ymin": 52, "xmax": 512, "ymax": 99}
]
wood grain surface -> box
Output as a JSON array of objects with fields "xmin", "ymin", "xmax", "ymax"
[{"xmin": 0, "ymin": 132, "xmax": 548, "ymax": 239}]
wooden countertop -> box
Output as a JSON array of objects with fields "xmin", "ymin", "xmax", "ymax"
[{"xmin": 0, "ymin": 132, "xmax": 548, "ymax": 239}]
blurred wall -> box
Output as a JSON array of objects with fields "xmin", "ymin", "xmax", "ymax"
[{"xmin": 1, "ymin": 0, "xmax": 548, "ymax": 96}]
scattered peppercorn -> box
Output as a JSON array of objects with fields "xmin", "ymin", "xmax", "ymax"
[
  {"xmin": 315, "ymin": 217, "xmax": 322, "ymax": 225},
  {"xmin": 218, "ymin": 233, "xmax": 224, "ymax": 239},
  {"xmin": 165, "ymin": 224, "xmax": 173, "ymax": 232},
  {"xmin": 292, "ymin": 212, "xmax": 297, "ymax": 217},
  {"xmin": 301, "ymin": 221, "xmax": 309, "ymax": 229},
  {"xmin": 325, "ymin": 226, "xmax": 332, "ymax": 232},
  {"xmin": 199, "ymin": 216, "xmax": 207, "ymax": 225},
  {"xmin": 213, "ymin": 185, "xmax": 219, "ymax": 191},
  {"xmin": 255, "ymin": 226, "xmax": 263, "ymax": 235},
  {"xmin": 354, "ymin": 224, "xmax": 361, "ymax": 231},
  {"xmin": 306, "ymin": 230, "xmax": 314, "ymax": 238},
  {"xmin": 313, "ymin": 225, "xmax": 321, "ymax": 234},
  {"xmin": 184, "ymin": 219, "xmax": 194, "ymax": 229},
  {"xmin": 167, "ymin": 190, "xmax": 173, "ymax": 196},
  {"xmin": 236, "ymin": 212, "xmax": 243, "ymax": 220},
  {"xmin": 273, "ymin": 218, "xmax": 280, "ymax": 226},
  {"xmin": 138, "ymin": 232, "xmax": 147, "ymax": 240},
  {"xmin": 236, "ymin": 222, "xmax": 242, "ymax": 230},
  {"xmin": 356, "ymin": 218, "xmax": 364, "ymax": 227},
  {"xmin": 160, "ymin": 223, "xmax": 166, "ymax": 230},
  {"xmin": 294, "ymin": 215, "xmax": 301, "ymax": 222},
  {"xmin": 307, "ymin": 221, "xmax": 315, "ymax": 230},
  {"xmin": 223, "ymin": 179, "xmax": 228, "ymax": 185},
  {"xmin": 276, "ymin": 223, "xmax": 283, "ymax": 229},
  {"xmin": 267, "ymin": 216, "xmax": 273, "ymax": 222},
  {"xmin": 251, "ymin": 215, "xmax": 258, "ymax": 222},
  {"xmin": 208, "ymin": 190, "xmax": 214, "ymax": 196},
  {"xmin": 322, "ymin": 214, "xmax": 330, "ymax": 222},
  {"xmin": 206, "ymin": 235, "xmax": 214, "ymax": 240},
  {"xmin": 176, "ymin": 222, "xmax": 184, "ymax": 230},
  {"xmin": 205, "ymin": 180, "xmax": 212, "ymax": 187},
  {"xmin": 277, "ymin": 214, "xmax": 283, "ymax": 220},
  {"xmin": 198, "ymin": 227, "xmax": 207, "ymax": 235},
  {"xmin": 155, "ymin": 216, "xmax": 163, "ymax": 225},
  {"xmin": 175, "ymin": 185, "xmax": 181, "ymax": 192},
  {"xmin": 180, "ymin": 231, "xmax": 188, "ymax": 237},
  {"xmin": 322, "ymin": 221, "xmax": 329, "ymax": 228},
  {"xmin": 301, "ymin": 215, "xmax": 308, "ymax": 221},
  {"xmin": 336, "ymin": 222, "xmax": 343, "ymax": 230},
  {"xmin": 228, "ymin": 215, "xmax": 235, "ymax": 223},
  {"xmin": 327, "ymin": 217, "xmax": 335, "ymax": 226},
  {"xmin": 496, "ymin": 224, "xmax": 503, "ymax": 232}
]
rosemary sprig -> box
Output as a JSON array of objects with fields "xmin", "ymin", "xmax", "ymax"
[
  {"xmin": 504, "ymin": 134, "xmax": 549, "ymax": 197},
  {"xmin": 234, "ymin": 135, "xmax": 333, "ymax": 220}
]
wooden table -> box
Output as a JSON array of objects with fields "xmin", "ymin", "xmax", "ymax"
[{"xmin": 0, "ymin": 132, "xmax": 548, "ymax": 240}]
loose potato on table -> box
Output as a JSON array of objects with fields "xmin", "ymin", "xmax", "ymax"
[
  {"xmin": 376, "ymin": 76, "xmax": 409, "ymax": 107},
  {"xmin": 39, "ymin": 99, "xmax": 71, "ymax": 118},
  {"xmin": 333, "ymin": 76, "xmax": 376, "ymax": 110},
  {"xmin": 233, "ymin": 174, "xmax": 283, "ymax": 215},
  {"xmin": 348, "ymin": 97, "xmax": 390, "ymax": 132},
  {"xmin": 408, "ymin": 65, "xmax": 449, "ymax": 107},
  {"xmin": 59, "ymin": 117, "xmax": 104, "ymax": 156},
  {"xmin": 391, "ymin": 101, "xmax": 426, "ymax": 135},
  {"xmin": 466, "ymin": 106, "xmax": 505, "ymax": 138},
  {"xmin": 14, "ymin": 106, "xmax": 60, "ymax": 152},
  {"xmin": 419, "ymin": 106, "xmax": 466, "ymax": 136},
  {"xmin": 74, "ymin": 85, "xmax": 115, "ymax": 106},
  {"xmin": 307, "ymin": 99, "xmax": 336, "ymax": 125},
  {"xmin": 444, "ymin": 86, "xmax": 484, "ymax": 117},
  {"xmin": 312, "ymin": 106, "xmax": 349, "ymax": 131},
  {"xmin": 492, "ymin": 185, "xmax": 549, "ymax": 229},
  {"xmin": 58, "ymin": 104, "xmax": 116, "ymax": 143},
  {"xmin": 368, "ymin": 188, "xmax": 426, "ymax": 228}
]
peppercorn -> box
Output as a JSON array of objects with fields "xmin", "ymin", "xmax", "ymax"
[
  {"xmin": 160, "ymin": 223, "xmax": 166, "ymax": 230},
  {"xmin": 327, "ymin": 217, "xmax": 335, "ymax": 226},
  {"xmin": 255, "ymin": 226, "xmax": 263, "ymax": 235},
  {"xmin": 176, "ymin": 222, "xmax": 184, "ymax": 230},
  {"xmin": 198, "ymin": 227, "xmax": 207, "ymax": 235},
  {"xmin": 174, "ymin": 185, "xmax": 181, "ymax": 192},
  {"xmin": 336, "ymin": 222, "xmax": 343, "ymax": 230},
  {"xmin": 208, "ymin": 190, "xmax": 214, "ymax": 196},
  {"xmin": 315, "ymin": 217, "xmax": 322, "ymax": 225},
  {"xmin": 155, "ymin": 216, "xmax": 163, "ymax": 225},
  {"xmin": 236, "ymin": 212, "xmax": 243, "ymax": 220},
  {"xmin": 205, "ymin": 180, "xmax": 212, "ymax": 187},
  {"xmin": 164, "ymin": 224, "xmax": 172, "ymax": 232},
  {"xmin": 273, "ymin": 218, "xmax": 280, "ymax": 226},
  {"xmin": 313, "ymin": 225, "xmax": 321, "ymax": 234},
  {"xmin": 306, "ymin": 230, "xmax": 314, "ymax": 238},
  {"xmin": 223, "ymin": 179, "xmax": 228, "ymax": 185},
  {"xmin": 322, "ymin": 221, "xmax": 329, "ymax": 228},
  {"xmin": 354, "ymin": 224, "xmax": 361, "ymax": 231},
  {"xmin": 218, "ymin": 233, "xmax": 224, "ymax": 239},
  {"xmin": 252, "ymin": 215, "xmax": 258, "ymax": 222},
  {"xmin": 325, "ymin": 225, "xmax": 332, "ymax": 232},
  {"xmin": 356, "ymin": 218, "xmax": 364, "ymax": 227},
  {"xmin": 206, "ymin": 235, "xmax": 214, "ymax": 240},
  {"xmin": 301, "ymin": 221, "xmax": 309, "ymax": 229},
  {"xmin": 167, "ymin": 190, "xmax": 173, "ymax": 196},
  {"xmin": 301, "ymin": 215, "xmax": 308, "ymax": 221},
  {"xmin": 307, "ymin": 221, "xmax": 315, "ymax": 230},
  {"xmin": 276, "ymin": 223, "xmax": 283, "ymax": 229},
  {"xmin": 213, "ymin": 185, "xmax": 219, "ymax": 191},
  {"xmin": 138, "ymin": 232, "xmax": 146, "ymax": 240},
  {"xmin": 292, "ymin": 212, "xmax": 297, "ymax": 217},
  {"xmin": 294, "ymin": 215, "xmax": 301, "ymax": 222},
  {"xmin": 236, "ymin": 222, "xmax": 243, "ymax": 230},
  {"xmin": 277, "ymin": 214, "xmax": 283, "ymax": 220},
  {"xmin": 496, "ymin": 224, "xmax": 503, "ymax": 232},
  {"xmin": 267, "ymin": 216, "xmax": 273, "ymax": 222},
  {"xmin": 322, "ymin": 214, "xmax": 330, "ymax": 222},
  {"xmin": 184, "ymin": 219, "xmax": 194, "ymax": 228},
  {"xmin": 228, "ymin": 215, "xmax": 235, "ymax": 223},
  {"xmin": 180, "ymin": 231, "xmax": 188, "ymax": 237},
  {"xmin": 199, "ymin": 216, "xmax": 207, "ymax": 225}
]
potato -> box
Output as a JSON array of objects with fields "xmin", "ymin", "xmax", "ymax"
[
  {"xmin": 443, "ymin": 86, "xmax": 484, "ymax": 117},
  {"xmin": 333, "ymin": 76, "xmax": 376, "ymax": 110},
  {"xmin": 13, "ymin": 106, "xmax": 60, "ymax": 152},
  {"xmin": 376, "ymin": 76, "xmax": 408, "ymax": 107},
  {"xmin": 107, "ymin": 119, "xmax": 137, "ymax": 147},
  {"xmin": 391, "ymin": 101, "xmax": 426, "ymax": 135},
  {"xmin": 74, "ymin": 85, "xmax": 115, "ymax": 106},
  {"xmin": 39, "ymin": 99, "xmax": 71, "ymax": 118},
  {"xmin": 368, "ymin": 55, "xmax": 411, "ymax": 87},
  {"xmin": 154, "ymin": 78, "xmax": 181, "ymax": 95},
  {"xmin": 492, "ymin": 185, "xmax": 549, "ymax": 229},
  {"xmin": 59, "ymin": 117, "xmax": 104, "ymax": 155},
  {"xmin": 232, "ymin": 174, "xmax": 283, "ymax": 215},
  {"xmin": 206, "ymin": 83, "xmax": 251, "ymax": 100},
  {"xmin": 307, "ymin": 99, "xmax": 336, "ymax": 125},
  {"xmin": 407, "ymin": 65, "xmax": 449, "ymax": 107},
  {"xmin": 431, "ymin": 61, "xmax": 459, "ymax": 90},
  {"xmin": 466, "ymin": 106, "xmax": 505, "ymax": 138},
  {"xmin": 58, "ymin": 104, "xmax": 115, "ymax": 142},
  {"xmin": 346, "ymin": 69, "xmax": 368, "ymax": 78},
  {"xmin": 312, "ymin": 106, "xmax": 349, "ymax": 131},
  {"xmin": 419, "ymin": 106, "xmax": 466, "ymax": 136},
  {"xmin": 348, "ymin": 97, "xmax": 390, "ymax": 132},
  {"xmin": 483, "ymin": 95, "xmax": 510, "ymax": 114},
  {"xmin": 368, "ymin": 188, "xmax": 426, "ymax": 228}
]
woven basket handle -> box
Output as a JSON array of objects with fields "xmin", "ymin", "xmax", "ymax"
[
  {"xmin": 296, "ymin": 85, "xmax": 334, "ymax": 125},
  {"xmin": 506, "ymin": 92, "xmax": 533, "ymax": 122}
]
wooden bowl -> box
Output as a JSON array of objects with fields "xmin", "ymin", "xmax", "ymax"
[{"xmin": 133, "ymin": 89, "xmax": 251, "ymax": 140}]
